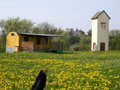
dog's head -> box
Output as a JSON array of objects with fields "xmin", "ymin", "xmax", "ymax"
[
  {"xmin": 39, "ymin": 69, "xmax": 47, "ymax": 72},
  {"xmin": 38, "ymin": 69, "xmax": 47, "ymax": 76}
]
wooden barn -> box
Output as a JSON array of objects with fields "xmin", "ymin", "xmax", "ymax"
[{"xmin": 6, "ymin": 32, "xmax": 63, "ymax": 53}]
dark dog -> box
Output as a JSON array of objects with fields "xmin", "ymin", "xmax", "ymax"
[{"xmin": 31, "ymin": 69, "xmax": 47, "ymax": 90}]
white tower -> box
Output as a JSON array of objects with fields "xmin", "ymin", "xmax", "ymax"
[{"xmin": 91, "ymin": 10, "xmax": 111, "ymax": 51}]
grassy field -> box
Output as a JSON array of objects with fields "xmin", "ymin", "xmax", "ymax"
[{"xmin": 0, "ymin": 51, "xmax": 120, "ymax": 90}]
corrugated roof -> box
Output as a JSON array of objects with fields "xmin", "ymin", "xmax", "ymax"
[
  {"xmin": 18, "ymin": 33, "xmax": 62, "ymax": 37},
  {"xmin": 91, "ymin": 10, "xmax": 111, "ymax": 20}
]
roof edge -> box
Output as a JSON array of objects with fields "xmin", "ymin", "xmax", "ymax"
[
  {"xmin": 91, "ymin": 10, "xmax": 111, "ymax": 20},
  {"xmin": 18, "ymin": 32, "xmax": 62, "ymax": 37}
]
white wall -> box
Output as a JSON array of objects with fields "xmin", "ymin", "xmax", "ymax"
[
  {"xmin": 91, "ymin": 19, "xmax": 98, "ymax": 51},
  {"xmin": 97, "ymin": 12, "xmax": 109, "ymax": 51},
  {"xmin": 91, "ymin": 12, "xmax": 109, "ymax": 51}
]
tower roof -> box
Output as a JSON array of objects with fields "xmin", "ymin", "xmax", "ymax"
[{"xmin": 91, "ymin": 10, "xmax": 111, "ymax": 20}]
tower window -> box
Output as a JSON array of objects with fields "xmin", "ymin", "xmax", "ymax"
[{"xmin": 101, "ymin": 22, "xmax": 106, "ymax": 29}]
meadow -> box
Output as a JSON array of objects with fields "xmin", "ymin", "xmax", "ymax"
[{"xmin": 0, "ymin": 51, "xmax": 120, "ymax": 90}]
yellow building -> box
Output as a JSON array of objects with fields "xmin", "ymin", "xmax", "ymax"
[{"xmin": 6, "ymin": 32, "xmax": 63, "ymax": 53}]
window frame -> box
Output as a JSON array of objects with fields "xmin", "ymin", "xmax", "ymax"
[
  {"xmin": 36, "ymin": 37, "xmax": 41, "ymax": 45},
  {"xmin": 24, "ymin": 37, "xmax": 29, "ymax": 42},
  {"xmin": 101, "ymin": 22, "xmax": 106, "ymax": 29},
  {"xmin": 44, "ymin": 37, "xmax": 48, "ymax": 44},
  {"xmin": 11, "ymin": 33, "xmax": 14, "ymax": 36}
]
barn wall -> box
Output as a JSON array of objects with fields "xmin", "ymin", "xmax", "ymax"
[{"xmin": 19, "ymin": 35, "xmax": 51, "ymax": 51}]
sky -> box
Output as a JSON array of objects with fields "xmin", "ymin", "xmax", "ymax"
[{"xmin": 0, "ymin": 0, "xmax": 120, "ymax": 32}]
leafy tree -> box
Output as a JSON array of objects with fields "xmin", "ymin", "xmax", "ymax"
[
  {"xmin": 0, "ymin": 17, "xmax": 34, "ymax": 34},
  {"xmin": 109, "ymin": 30, "xmax": 120, "ymax": 50},
  {"xmin": 0, "ymin": 20, "xmax": 5, "ymax": 33},
  {"xmin": 87, "ymin": 29, "xmax": 92, "ymax": 36},
  {"xmin": 109, "ymin": 30, "xmax": 120, "ymax": 37},
  {"xmin": 79, "ymin": 29, "xmax": 85, "ymax": 35},
  {"xmin": 32, "ymin": 26, "xmax": 42, "ymax": 34},
  {"xmin": 0, "ymin": 32, "xmax": 6, "ymax": 51},
  {"xmin": 38, "ymin": 22, "xmax": 57, "ymax": 34},
  {"xmin": 79, "ymin": 35, "xmax": 91, "ymax": 50},
  {"xmin": 0, "ymin": 17, "xmax": 34, "ymax": 51},
  {"xmin": 19, "ymin": 19, "xmax": 34, "ymax": 33},
  {"xmin": 68, "ymin": 28, "xmax": 74, "ymax": 37},
  {"xmin": 109, "ymin": 35, "xmax": 120, "ymax": 50},
  {"xmin": 62, "ymin": 30, "xmax": 70, "ymax": 50}
]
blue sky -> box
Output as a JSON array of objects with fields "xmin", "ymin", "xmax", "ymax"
[{"xmin": 0, "ymin": 0, "xmax": 120, "ymax": 32}]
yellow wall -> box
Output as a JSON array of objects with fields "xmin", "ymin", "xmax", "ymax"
[{"xmin": 6, "ymin": 32, "xmax": 19, "ymax": 47}]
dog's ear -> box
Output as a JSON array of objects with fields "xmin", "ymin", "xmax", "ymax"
[
  {"xmin": 38, "ymin": 69, "xmax": 47, "ymax": 73},
  {"xmin": 38, "ymin": 69, "xmax": 43, "ymax": 72},
  {"xmin": 38, "ymin": 69, "xmax": 40, "ymax": 72},
  {"xmin": 45, "ymin": 69, "xmax": 47, "ymax": 72}
]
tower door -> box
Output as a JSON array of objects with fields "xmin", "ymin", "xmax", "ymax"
[{"xmin": 100, "ymin": 43, "xmax": 105, "ymax": 51}]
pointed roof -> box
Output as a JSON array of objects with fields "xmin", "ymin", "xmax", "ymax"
[{"xmin": 91, "ymin": 10, "xmax": 111, "ymax": 20}]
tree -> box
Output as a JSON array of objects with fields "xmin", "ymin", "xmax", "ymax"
[
  {"xmin": 32, "ymin": 26, "xmax": 42, "ymax": 34},
  {"xmin": 69, "ymin": 28, "xmax": 74, "ymax": 37},
  {"xmin": 109, "ymin": 30, "xmax": 120, "ymax": 50},
  {"xmin": 0, "ymin": 32, "xmax": 6, "ymax": 51},
  {"xmin": 0, "ymin": 17, "xmax": 34, "ymax": 51},
  {"xmin": 0, "ymin": 20, "xmax": 5, "ymax": 33},
  {"xmin": 62, "ymin": 30, "xmax": 70, "ymax": 50},
  {"xmin": 38, "ymin": 22, "xmax": 57, "ymax": 34},
  {"xmin": 0, "ymin": 17, "xmax": 34, "ymax": 34},
  {"xmin": 55, "ymin": 28, "xmax": 64, "ymax": 35},
  {"xmin": 109, "ymin": 34, "xmax": 120, "ymax": 50},
  {"xmin": 87, "ymin": 29, "xmax": 92, "ymax": 36},
  {"xmin": 19, "ymin": 19, "xmax": 34, "ymax": 33},
  {"xmin": 79, "ymin": 29, "xmax": 85, "ymax": 35},
  {"xmin": 79, "ymin": 35, "xmax": 91, "ymax": 50},
  {"xmin": 109, "ymin": 30, "xmax": 120, "ymax": 37}
]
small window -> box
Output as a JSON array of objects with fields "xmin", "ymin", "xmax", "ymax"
[
  {"xmin": 101, "ymin": 22, "xmax": 106, "ymax": 29},
  {"xmin": 11, "ymin": 33, "xmax": 14, "ymax": 36},
  {"xmin": 24, "ymin": 37, "xmax": 29, "ymax": 42},
  {"xmin": 44, "ymin": 37, "xmax": 48, "ymax": 44},
  {"xmin": 37, "ymin": 38, "xmax": 41, "ymax": 45}
]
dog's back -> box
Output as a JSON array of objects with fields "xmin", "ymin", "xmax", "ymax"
[{"xmin": 31, "ymin": 70, "xmax": 47, "ymax": 90}]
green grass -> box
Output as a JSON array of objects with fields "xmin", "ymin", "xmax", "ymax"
[{"xmin": 0, "ymin": 51, "xmax": 120, "ymax": 90}]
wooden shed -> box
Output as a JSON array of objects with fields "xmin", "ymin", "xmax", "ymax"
[{"xmin": 6, "ymin": 32, "xmax": 63, "ymax": 53}]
